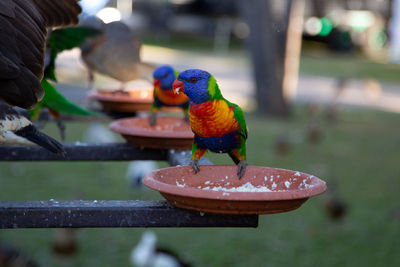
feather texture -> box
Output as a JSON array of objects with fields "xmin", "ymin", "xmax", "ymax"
[
  {"xmin": 80, "ymin": 20, "xmax": 156, "ymax": 83},
  {"xmin": 0, "ymin": 0, "xmax": 81, "ymax": 109},
  {"xmin": 174, "ymin": 69, "xmax": 247, "ymax": 169}
]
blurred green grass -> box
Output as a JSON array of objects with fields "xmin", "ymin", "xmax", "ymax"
[{"xmin": 1, "ymin": 105, "xmax": 399, "ymax": 266}]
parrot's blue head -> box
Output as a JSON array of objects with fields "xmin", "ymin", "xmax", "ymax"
[
  {"xmin": 173, "ymin": 69, "xmax": 213, "ymax": 104},
  {"xmin": 153, "ymin": 65, "xmax": 176, "ymax": 90}
]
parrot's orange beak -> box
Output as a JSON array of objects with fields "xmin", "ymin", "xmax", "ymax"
[
  {"xmin": 153, "ymin": 78, "xmax": 161, "ymax": 88},
  {"xmin": 172, "ymin": 80, "xmax": 184, "ymax": 95}
]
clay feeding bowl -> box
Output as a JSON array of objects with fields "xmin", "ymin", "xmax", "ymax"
[
  {"xmin": 110, "ymin": 117, "xmax": 194, "ymax": 149},
  {"xmin": 88, "ymin": 89, "xmax": 153, "ymax": 113},
  {"xmin": 143, "ymin": 165, "xmax": 327, "ymax": 214}
]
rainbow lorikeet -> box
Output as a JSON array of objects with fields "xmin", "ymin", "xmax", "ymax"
[
  {"xmin": 149, "ymin": 65, "xmax": 189, "ymax": 126},
  {"xmin": 172, "ymin": 69, "xmax": 248, "ymax": 178}
]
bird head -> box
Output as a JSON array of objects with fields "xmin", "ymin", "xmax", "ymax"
[
  {"xmin": 173, "ymin": 69, "xmax": 221, "ymax": 104},
  {"xmin": 153, "ymin": 65, "xmax": 176, "ymax": 90}
]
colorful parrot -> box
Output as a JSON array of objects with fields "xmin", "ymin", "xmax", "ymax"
[
  {"xmin": 149, "ymin": 65, "xmax": 189, "ymax": 126},
  {"xmin": 172, "ymin": 69, "xmax": 248, "ymax": 178}
]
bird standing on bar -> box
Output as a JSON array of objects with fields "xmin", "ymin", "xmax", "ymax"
[
  {"xmin": 173, "ymin": 69, "xmax": 248, "ymax": 178},
  {"xmin": 150, "ymin": 65, "xmax": 189, "ymax": 126}
]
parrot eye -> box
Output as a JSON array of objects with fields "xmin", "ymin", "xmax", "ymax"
[
  {"xmin": 189, "ymin": 77, "xmax": 198, "ymax": 83},
  {"xmin": 162, "ymin": 73, "xmax": 168, "ymax": 78}
]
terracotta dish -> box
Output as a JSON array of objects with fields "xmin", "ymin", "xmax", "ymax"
[
  {"xmin": 88, "ymin": 89, "xmax": 153, "ymax": 112},
  {"xmin": 110, "ymin": 117, "xmax": 194, "ymax": 149},
  {"xmin": 143, "ymin": 165, "xmax": 327, "ymax": 214}
]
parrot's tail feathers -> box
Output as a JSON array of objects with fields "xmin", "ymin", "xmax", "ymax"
[
  {"xmin": 14, "ymin": 124, "xmax": 66, "ymax": 155},
  {"xmin": 228, "ymin": 151, "xmax": 240, "ymax": 165}
]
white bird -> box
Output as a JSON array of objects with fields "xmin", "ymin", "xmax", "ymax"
[
  {"xmin": 131, "ymin": 231, "xmax": 189, "ymax": 267},
  {"xmin": 83, "ymin": 122, "xmax": 117, "ymax": 143},
  {"xmin": 126, "ymin": 160, "xmax": 158, "ymax": 188},
  {"xmin": 0, "ymin": 102, "xmax": 65, "ymax": 154}
]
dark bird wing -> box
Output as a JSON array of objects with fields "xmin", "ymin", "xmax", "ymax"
[
  {"xmin": 0, "ymin": 0, "xmax": 81, "ymax": 109},
  {"xmin": 32, "ymin": 0, "xmax": 81, "ymax": 27}
]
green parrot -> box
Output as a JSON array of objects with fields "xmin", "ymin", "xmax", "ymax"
[
  {"xmin": 172, "ymin": 69, "xmax": 248, "ymax": 178},
  {"xmin": 29, "ymin": 26, "xmax": 101, "ymax": 138}
]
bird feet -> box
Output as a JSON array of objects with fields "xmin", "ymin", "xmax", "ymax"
[
  {"xmin": 149, "ymin": 112, "xmax": 157, "ymax": 126},
  {"xmin": 237, "ymin": 160, "xmax": 248, "ymax": 179},
  {"xmin": 190, "ymin": 159, "xmax": 200, "ymax": 174},
  {"xmin": 56, "ymin": 120, "xmax": 66, "ymax": 141}
]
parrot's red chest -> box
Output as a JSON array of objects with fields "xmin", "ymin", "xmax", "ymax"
[{"xmin": 189, "ymin": 100, "xmax": 239, "ymax": 138}]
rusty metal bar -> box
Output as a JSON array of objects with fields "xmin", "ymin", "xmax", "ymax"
[{"xmin": 0, "ymin": 200, "xmax": 258, "ymax": 228}]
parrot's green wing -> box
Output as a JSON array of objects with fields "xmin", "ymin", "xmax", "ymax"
[
  {"xmin": 45, "ymin": 26, "xmax": 101, "ymax": 81},
  {"xmin": 29, "ymin": 79, "xmax": 98, "ymax": 117},
  {"xmin": 226, "ymin": 99, "xmax": 247, "ymax": 161},
  {"xmin": 227, "ymin": 100, "xmax": 248, "ymax": 139}
]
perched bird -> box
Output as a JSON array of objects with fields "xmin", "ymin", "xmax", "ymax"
[
  {"xmin": 80, "ymin": 19, "xmax": 156, "ymax": 89},
  {"xmin": 131, "ymin": 231, "xmax": 190, "ymax": 267},
  {"xmin": 150, "ymin": 65, "xmax": 189, "ymax": 126},
  {"xmin": 28, "ymin": 26, "xmax": 100, "ymax": 139},
  {"xmin": 173, "ymin": 69, "xmax": 248, "ymax": 178},
  {"xmin": 0, "ymin": 102, "xmax": 65, "ymax": 154},
  {"xmin": 0, "ymin": 0, "xmax": 81, "ymax": 109}
]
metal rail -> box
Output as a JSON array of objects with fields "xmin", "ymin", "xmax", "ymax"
[
  {"xmin": 0, "ymin": 143, "xmax": 258, "ymax": 228},
  {"xmin": 0, "ymin": 143, "xmax": 168, "ymax": 161},
  {"xmin": 0, "ymin": 200, "xmax": 258, "ymax": 228}
]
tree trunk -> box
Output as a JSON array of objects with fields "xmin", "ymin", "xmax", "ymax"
[{"xmin": 238, "ymin": 0, "xmax": 291, "ymax": 117}]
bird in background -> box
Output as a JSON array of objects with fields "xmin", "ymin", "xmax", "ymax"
[
  {"xmin": 131, "ymin": 231, "xmax": 191, "ymax": 267},
  {"xmin": 52, "ymin": 228, "xmax": 78, "ymax": 257},
  {"xmin": 126, "ymin": 160, "xmax": 158, "ymax": 189},
  {"xmin": 0, "ymin": 0, "xmax": 82, "ymax": 153},
  {"xmin": 150, "ymin": 65, "xmax": 189, "ymax": 126},
  {"xmin": 323, "ymin": 182, "xmax": 348, "ymax": 221},
  {"xmin": 79, "ymin": 18, "xmax": 157, "ymax": 90},
  {"xmin": 0, "ymin": 243, "xmax": 39, "ymax": 267},
  {"xmin": 173, "ymin": 69, "xmax": 248, "ymax": 178},
  {"xmin": 0, "ymin": 102, "xmax": 65, "ymax": 154},
  {"xmin": 29, "ymin": 26, "xmax": 101, "ymax": 139}
]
